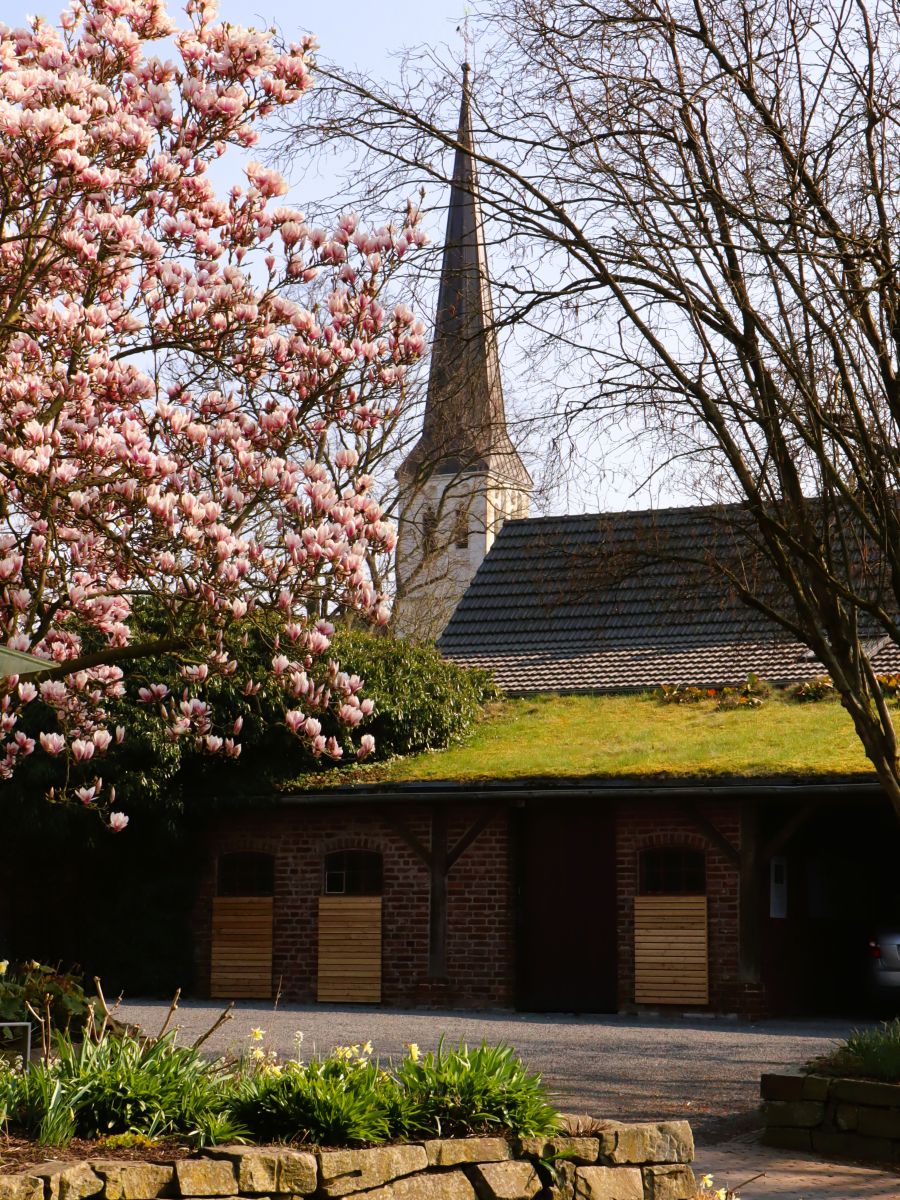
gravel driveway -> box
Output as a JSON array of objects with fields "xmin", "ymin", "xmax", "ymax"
[{"xmin": 117, "ymin": 1000, "xmax": 855, "ymax": 1143}]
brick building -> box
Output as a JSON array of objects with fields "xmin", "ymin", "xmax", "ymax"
[
  {"xmin": 193, "ymin": 772, "xmax": 896, "ymax": 1018},
  {"xmin": 192, "ymin": 66, "xmax": 900, "ymax": 1021}
]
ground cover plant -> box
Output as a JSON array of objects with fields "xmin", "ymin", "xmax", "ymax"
[
  {"xmin": 0, "ymin": 1032, "xmax": 558, "ymax": 1149},
  {"xmin": 319, "ymin": 691, "xmax": 874, "ymax": 786},
  {"xmin": 807, "ymin": 1019, "xmax": 900, "ymax": 1083}
]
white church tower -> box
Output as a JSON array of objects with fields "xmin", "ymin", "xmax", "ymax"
[{"xmin": 393, "ymin": 65, "xmax": 532, "ymax": 639}]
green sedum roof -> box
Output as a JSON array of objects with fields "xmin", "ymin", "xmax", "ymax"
[{"xmin": 294, "ymin": 692, "xmax": 877, "ymax": 790}]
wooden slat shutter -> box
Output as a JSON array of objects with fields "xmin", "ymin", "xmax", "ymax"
[
  {"xmin": 210, "ymin": 896, "xmax": 273, "ymax": 999},
  {"xmin": 634, "ymin": 895, "xmax": 709, "ymax": 1005},
  {"xmin": 317, "ymin": 896, "xmax": 382, "ymax": 1003}
]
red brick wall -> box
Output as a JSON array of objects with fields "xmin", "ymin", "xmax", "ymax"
[
  {"xmin": 615, "ymin": 800, "xmax": 766, "ymax": 1016},
  {"xmin": 192, "ymin": 804, "xmax": 514, "ymax": 1008}
]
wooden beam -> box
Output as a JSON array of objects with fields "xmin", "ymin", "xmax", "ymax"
[
  {"xmin": 386, "ymin": 807, "xmax": 497, "ymax": 981},
  {"xmin": 763, "ymin": 801, "xmax": 818, "ymax": 860},
  {"xmin": 448, "ymin": 810, "xmax": 496, "ymax": 869},
  {"xmin": 678, "ymin": 802, "xmax": 741, "ymax": 865},
  {"xmin": 384, "ymin": 812, "xmax": 432, "ymax": 868},
  {"xmin": 739, "ymin": 801, "xmax": 761, "ymax": 984},
  {"xmin": 429, "ymin": 807, "xmax": 449, "ymax": 980}
]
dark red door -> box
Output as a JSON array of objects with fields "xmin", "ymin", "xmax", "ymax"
[{"xmin": 515, "ymin": 802, "xmax": 618, "ymax": 1011}]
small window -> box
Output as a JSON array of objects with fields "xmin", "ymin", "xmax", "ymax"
[
  {"xmin": 639, "ymin": 849, "xmax": 706, "ymax": 895},
  {"xmin": 422, "ymin": 506, "xmax": 438, "ymax": 556},
  {"xmin": 218, "ymin": 852, "xmax": 275, "ymax": 897},
  {"xmin": 770, "ymin": 856, "xmax": 788, "ymax": 919},
  {"xmin": 323, "ymin": 850, "xmax": 383, "ymax": 896},
  {"xmin": 453, "ymin": 505, "xmax": 469, "ymax": 549}
]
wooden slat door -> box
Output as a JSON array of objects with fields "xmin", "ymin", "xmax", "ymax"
[
  {"xmin": 317, "ymin": 896, "xmax": 382, "ymax": 1003},
  {"xmin": 210, "ymin": 896, "xmax": 273, "ymax": 999},
  {"xmin": 634, "ymin": 895, "xmax": 709, "ymax": 1005}
]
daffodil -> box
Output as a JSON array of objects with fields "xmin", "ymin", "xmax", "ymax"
[
  {"xmin": 701, "ymin": 1176, "xmax": 714, "ymax": 1188},
  {"xmin": 250, "ymin": 1027, "xmax": 265, "ymax": 1041},
  {"xmin": 407, "ymin": 1042, "xmax": 420, "ymax": 1063},
  {"xmin": 362, "ymin": 1041, "xmax": 373, "ymax": 1056},
  {"xmin": 0, "ymin": 960, "xmax": 8, "ymax": 977}
]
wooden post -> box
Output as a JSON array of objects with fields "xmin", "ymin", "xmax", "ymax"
[
  {"xmin": 428, "ymin": 806, "xmax": 449, "ymax": 980},
  {"xmin": 739, "ymin": 801, "xmax": 761, "ymax": 984},
  {"xmin": 385, "ymin": 806, "xmax": 496, "ymax": 982}
]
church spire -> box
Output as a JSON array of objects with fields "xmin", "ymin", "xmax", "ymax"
[
  {"xmin": 398, "ymin": 64, "xmax": 529, "ymax": 486},
  {"xmin": 392, "ymin": 65, "xmax": 531, "ymax": 640}
]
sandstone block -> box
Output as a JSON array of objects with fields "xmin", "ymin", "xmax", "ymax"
[
  {"xmin": 174, "ymin": 1160, "xmax": 238, "ymax": 1197},
  {"xmin": 574, "ymin": 1167, "xmax": 643, "ymax": 1200},
  {"xmin": 518, "ymin": 1137, "xmax": 599, "ymax": 1165},
  {"xmin": 206, "ymin": 1148, "xmax": 315, "ymax": 1195},
  {"xmin": 545, "ymin": 1159, "xmax": 576, "ymax": 1200},
  {"xmin": 317, "ymin": 1145, "xmax": 427, "ymax": 1196},
  {"xmin": 602, "ymin": 1122, "xmax": 694, "ymax": 1165},
  {"xmin": 468, "ymin": 1160, "xmax": 541, "ymax": 1200},
  {"xmin": 28, "ymin": 1163, "xmax": 103, "ymax": 1200},
  {"xmin": 801, "ymin": 1075, "xmax": 831, "ymax": 1102},
  {"xmin": 759, "ymin": 1071, "xmax": 805, "ymax": 1102},
  {"xmin": 855, "ymin": 1106, "xmax": 900, "ymax": 1140},
  {"xmin": 558, "ymin": 1117, "xmax": 617, "ymax": 1137},
  {"xmin": 343, "ymin": 1169, "xmax": 475, "ymax": 1200},
  {"xmin": 811, "ymin": 1129, "xmax": 892, "ymax": 1162},
  {"xmin": 424, "ymin": 1139, "xmax": 510, "ymax": 1167},
  {"xmin": 641, "ymin": 1165, "xmax": 698, "ymax": 1200},
  {"xmin": 762, "ymin": 1100, "xmax": 823, "ymax": 1129},
  {"xmin": 830, "ymin": 1078, "xmax": 900, "ymax": 1108},
  {"xmin": 835, "ymin": 1104, "xmax": 859, "ymax": 1131},
  {"xmin": 0, "ymin": 1177, "xmax": 44, "ymax": 1200},
  {"xmin": 91, "ymin": 1164, "xmax": 173, "ymax": 1200}
]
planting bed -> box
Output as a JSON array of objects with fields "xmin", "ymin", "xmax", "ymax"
[{"xmin": 0, "ymin": 1120, "xmax": 699, "ymax": 1200}]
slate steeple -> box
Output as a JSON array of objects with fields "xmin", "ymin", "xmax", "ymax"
[
  {"xmin": 393, "ymin": 64, "xmax": 531, "ymax": 638},
  {"xmin": 398, "ymin": 64, "xmax": 530, "ymax": 487}
]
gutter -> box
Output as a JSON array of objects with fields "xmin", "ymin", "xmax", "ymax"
[{"xmin": 267, "ymin": 777, "xmax": 884, "ymax": 808}]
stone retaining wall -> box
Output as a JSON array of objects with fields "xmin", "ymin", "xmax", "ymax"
[
  {"xmin": 0, "ymin": 1121, "xmax": 698, "ymax": 1200},
  {"xmin": 762, "ymin": 1069, "xmax": 900, "ymax": 1162}
]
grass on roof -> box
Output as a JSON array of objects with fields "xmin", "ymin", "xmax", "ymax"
[{"xmin": 303, "ymin": 692, "xmax": 876, "ymax": 789}]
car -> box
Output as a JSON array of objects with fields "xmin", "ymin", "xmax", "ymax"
[{"xmin": 867, "ymin": 931, "xmax": 900, "ymax": 1008}]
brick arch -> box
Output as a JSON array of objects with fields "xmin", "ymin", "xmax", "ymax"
[
  {"xmin": 629, "ymin": 830, "xmax": 709, "ymax": 885},
  {"xmin": 632, "ymin": 830, "xmax": 708, "ymax": 853},
  {"xmin": 317, "ymin": 834, "xmax": 387, "ymax": 856}
]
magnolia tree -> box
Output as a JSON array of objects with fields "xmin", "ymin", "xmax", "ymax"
[{"xmin": 0, "ymin": 0, "xmax": 426, "ymax": 824}]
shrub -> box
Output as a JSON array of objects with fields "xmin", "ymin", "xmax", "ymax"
[
  {"xmin": 229, "ymin": 1041, "xmax": 557, "ymax": 1145},
  {"xmin": 228, "ymin": 1048, "xmax": 398, "ymax": 1145},
  {"xmin": 328, "ymin": 631, "xmax": 500, "ymax": 758},
  {"xmin": 808, "ymin": 1019, "xmax": 900, "ymax": 1082},
  {"xmin": 0, "ymin": 962, "xmax": 92, "ymax": 1042},
  {"xmin": 791, "ymin": 676, "xmax": 835, "ymax": 702},
  {"xmin": 656, "ymin": 683, "xmax": 708, "ymax": 704},
  {"xmin": 0, "ymin": 1033, "xmax": 558, "ymax": 1149},
  {"xmin": 1, "ymin": 1032, "xmax": 243, "ymax": 1147},
  {"xmin": 394, "ymin": 1041, "xmax": 559, "ymax": 1139},
  {"xmin": 714, "ymin": 673, "xmax": 770, "ymax": 711}
]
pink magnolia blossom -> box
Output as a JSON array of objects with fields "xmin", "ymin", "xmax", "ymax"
[
  {"xmin": 0, "ymin": 0, "xmax": 425, "ymax": 805},
  {"xmin": 357, "ymin": 734, "xmax": 375, "ymax": 760},
  {"xmin": 109, "ymin": 812, "xmax": 130, "ymax": 832},
  {"xmin": 39, "ymin": 732, "xmax": 65, "ymax": 755}
]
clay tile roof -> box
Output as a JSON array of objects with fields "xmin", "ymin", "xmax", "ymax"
[{"xmin": 436, "ymin": 505, "xmax": 900, "ymax": 693}]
